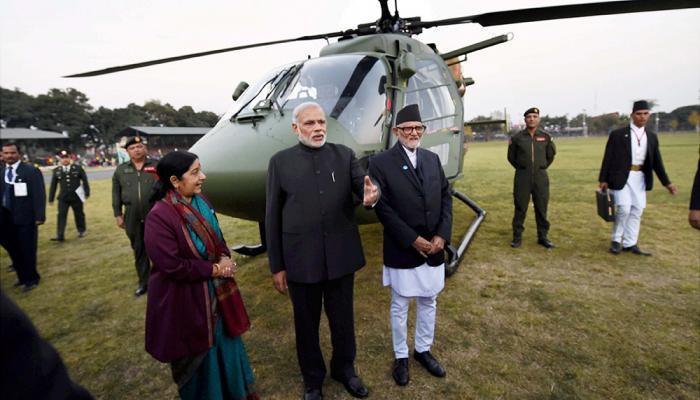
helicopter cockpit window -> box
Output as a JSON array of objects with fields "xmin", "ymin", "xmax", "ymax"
[
  {"xmin": 216, "ymin": 62, "xmax": 298, "ymax": 129},
  {"xmin": 404, "ymin": 59, "xmax": 457, "ymax": 133},
  {"xmin": 278, "ymin": 55, "xmax": 387, "ymax": 145}
]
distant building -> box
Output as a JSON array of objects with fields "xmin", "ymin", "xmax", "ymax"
[
  {"xmin": 116, "ymin": 126, "xmax": 211, "ymax": 159},
  {"xmin": 0, "ymin": 128, "xmax": 71, "ymax": 164}
]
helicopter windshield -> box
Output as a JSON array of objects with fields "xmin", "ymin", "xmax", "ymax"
[
  {"xmin": 278, "ymin": 55, "xmax": 387, "ymax": 145},
  {"xmin": 404, "ymin": 59, "xmax": 457, "ymax": 133},
  {"xmin": 216, "ymin": 62, "xmax": 298, "ymax": 128}
]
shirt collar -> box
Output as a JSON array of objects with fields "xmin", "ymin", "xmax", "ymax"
[
  {"xmin": 630, "ymin": 123, "xmax": 645, "ymax": 135},
  {"xmin": 4, "ymin": 160, "xmax": 20, "ymax": 170}
]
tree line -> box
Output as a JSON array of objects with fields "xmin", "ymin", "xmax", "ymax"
[
  {"xmin": 0, "ymin": 87, "xmax": 220, "ymax": 145},
  {"xmin": 469, "ymin": 104, "xmax": 700, "ymax": 139}
]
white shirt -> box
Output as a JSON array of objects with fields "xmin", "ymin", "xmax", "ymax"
[
  {"xmin": 4, "ymin": 160, "xmax": 20, "ymax": 184},
  {"xmin": 630, "ymin": 123, "xmax": 647, "ymax": 166},
  {"xmin": 402, "ymin": 145, "xmax": 417, "ymax": 169}
]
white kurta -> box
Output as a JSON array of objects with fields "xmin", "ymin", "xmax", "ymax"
[
  {"xmin": 383, "ymin": 263, "xmax": 445, "ymax": 297},
  {"xmin": 611, "ymin": 124, "xmax": 647, "ymax": 209}
]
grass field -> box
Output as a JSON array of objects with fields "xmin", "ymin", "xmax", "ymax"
[{"xmin": 2, "ymin": 133, "xmax": 698, "ymax": 399}]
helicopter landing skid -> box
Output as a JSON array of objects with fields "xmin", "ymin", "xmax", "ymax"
[
  {"xmin": 231, "ymin": 222, "xmax": 267, "ymax": 257},
  {"xmin": 231, "ymin": 244, "xmax": 267, "ymax": 257},
  {"xmin": 444, "ymin": 190, "xmax": 486, "ymax": 277}
]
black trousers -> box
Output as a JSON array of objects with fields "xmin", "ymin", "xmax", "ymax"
[
  {"xmin": 125, "ymin": 210, "xmax": 150, "ymax": 287},
  {"xmin": 512, "ymin": 169, "xmax": 550, "ymax": 239},
  {"xmin": 287, "ymin": 273, "xmax": 356, "ymax": 389},
  {"xmin": 56, "ymin": 198, "xmax": 86, "ymax": 238},
  {"xmin": 0, "ymin": 208, "xmax": 40, "ymax": 285}
]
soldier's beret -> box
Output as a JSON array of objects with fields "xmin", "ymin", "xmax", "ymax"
[
  {"xmin": 123, "ymin": 135, "xmax": 145, "ymax": 148},
  {"xmin": 524, "ymin": 107, "xmax": 540, "ymax": 117},
  {"xmin": 632, "ymin": 100, "xmax": 650, "ymax": 112}
]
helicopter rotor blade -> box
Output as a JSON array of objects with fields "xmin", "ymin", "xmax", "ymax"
[
  {"xmin": 64, "ymin": 30, "xmax": 353, "ymax": 77},
  {"xmin": 415, "ymin": 0, "xmax": 699, "ymax": 29}
]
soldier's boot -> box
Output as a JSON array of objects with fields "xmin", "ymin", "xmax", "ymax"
[{"xmin": 510, "ymin": 235, "xmax": 522, "ymax": 248}]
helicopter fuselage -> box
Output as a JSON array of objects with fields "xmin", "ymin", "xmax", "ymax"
[{"xmin": 191, "ymin": 34, "xmax": 465, "ymax": 222}]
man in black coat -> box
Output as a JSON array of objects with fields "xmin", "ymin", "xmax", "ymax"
[
  {"xmin": 0, "ymin": 142, "xmax": 46, "ymax": 291},
  {"xmin": 369, "ymin": 104, "xmax": 452, "ymax": 386},
  {"xmin": 598, "ymin": 100, "xmax": 677, "ymax": 255},
  {"xmin": 266, "ymin": 102, "xmax": 379, "ymax": 400},
  {"xmin": 48, "ymin": 150, "xmax": 90, "ymax": 241}
]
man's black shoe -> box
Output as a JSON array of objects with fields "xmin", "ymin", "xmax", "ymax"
[
  {"xmin": 392, "ymin": 358, "xmax": 409, "ymax": 386},
  {"xmin": 50, "ymin": 237, "xmax": 64, "ymax": 242},
  {"xmin": 510, "ymin": 237, "xmax": 522, "ymax": 248},
  {"xmin": 134, "ymin": 285, "xmax": 148, "ymax": 297},
  {"xmin": 537, "ymin": 238, "xmax": 555, "ymax": 249},
  {"xmin": 23, "ymin": 282, "xmax": 38, "ymax": 292},
  {"xmin": 78, "ymin": 231, "xmax": 86, "ymax": 238},
  {"xmin": 413, "ymin": 350, "xmax": 446, "ymax": 378},
  {"xmin": 332, "ymin": 375, "xmax": 369, "ymax": 398},
  {"xmin": 303, "ymin": 387, "xmax": 323, "ymax": 400},
  {"xmin": 609, "ymin": 241, "xmax": 621, "ymax": 254},
  {"xmin": 623, "ymin": 245, "xmax": 652, "ymax": 256}
]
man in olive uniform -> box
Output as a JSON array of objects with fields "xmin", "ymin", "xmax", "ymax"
[
  {"xmin": 507, "ymin": 107, "xmax": 556, "ymax": 249},
  {"xmin": 112, "ymin": 135, "xmax": 157, "ymax": 297},
  {"xmin": 49, "ymin": 150, "xmax": 90, "ymax": 241}
]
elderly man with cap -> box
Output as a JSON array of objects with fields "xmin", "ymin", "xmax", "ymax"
[
  {"xmin": 112, "ymin": 135, "xmax": 157, "ymax": 297},
  {"xmin": 368, "ymin": 104, "xmax": 452, "ymax": 386},
  {"xmin": 507, "ymin": 107, "xmax": 556, "ymax": 249},
  {"xmin": 48, "ymin": 150, "xmax": 90, "ymax": 241},
  {"xmin": 599, "ymin": 100, "xmax": 677, "ymax": 255}
]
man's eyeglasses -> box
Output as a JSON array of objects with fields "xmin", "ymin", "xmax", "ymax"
[{"xmin": 397, "ymin": 125, "xmax": 426, "ymax": 134}]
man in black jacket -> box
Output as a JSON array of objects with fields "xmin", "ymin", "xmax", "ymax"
[
  {"xmin": 598, "ymin": 100, "xmax": 677, "ymax": 255},
  {"xmin": 266, "ymin": 102, "xmax": 379, "ymax": 400},
  {"xmin": 0, "ymin": 142, "xmax": 46, "ymax": 291},
  {"xmin": 369, "ymin": 104, "xmax": 452, "ymax": 386},
  {"xmin": 48, "ymin": 150, "xmax": 90, "ymax": 241}
]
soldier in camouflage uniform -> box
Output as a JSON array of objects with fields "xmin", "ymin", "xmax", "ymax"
[
  {"xmin": 49, "ymin": 150, "xmax": 90, "ymax": 241},
  {"xmin": 507, "ymin": 107, "xmax": 556, "ymax": 249},
  {"xmin": 112, "ymin": 136, "xmax": 157, "ymax": 297}
]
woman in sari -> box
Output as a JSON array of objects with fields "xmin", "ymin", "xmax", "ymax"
[{"xmin": 144, "ymin": 151, "xmax": 259, "ymax": 400}]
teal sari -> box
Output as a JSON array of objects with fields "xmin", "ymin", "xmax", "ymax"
[{"xmin": 172, "ymin": 194, "xmax": 259, "ymax": 400}]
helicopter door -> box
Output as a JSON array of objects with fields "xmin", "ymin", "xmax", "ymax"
[{"xmin": 402, "ymin": 58, "xmax": 462, "ymax": 179}]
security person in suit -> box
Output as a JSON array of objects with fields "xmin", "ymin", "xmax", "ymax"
[
  {"xmin": 368, "ymin": 104, "xmax": 452, "ymax": 386},
  {"xmin": 112, "ymin": 135, "xmax": 157, "ymax": 297},
  {"xmin": 507, "ymin": 107, "xmax": 556, "ymax": 249},
  {"xmin": 48, "ymin": 150, "xmax": 90, "ymax": 241},
  {"xmin": 0, "ymin": 142, "xmax": 46, "ymax": 291},
  {"xmin": 599, "ymin": 100, "xmax": 677, "ymax": 255},
  {"xmin": 266, "ymin": 102, "xmax": 379, "ymax": 400}
]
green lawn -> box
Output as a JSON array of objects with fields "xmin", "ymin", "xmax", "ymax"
[{"xmin": 2, "ymin": 133, "xmax": 698, "ymax": 399}]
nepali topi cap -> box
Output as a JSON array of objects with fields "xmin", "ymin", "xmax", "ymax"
[
  {"xmin": 632, "ymin": 100, "xmax": 650, "ymax": 112},
  {"xmin": 396, "ymin": 104, "xmax": 422, "ymax": 125}
]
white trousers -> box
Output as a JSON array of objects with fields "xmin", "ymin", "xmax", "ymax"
[
  {"xmin": 612, "ymin": 204, "xmax": 644, "ymax": 247},
  {"xmin": 390, "ymin": 289, "xmax": 437, "ymax": 359},
  {"xmin": 611, "ymin": 171, "xmax": 646, "ymax": 247}
]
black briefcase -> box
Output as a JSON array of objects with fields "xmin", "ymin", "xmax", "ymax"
[{"xmin": 596, "ymin": 189, "xmax": 615, "ymax": 222}]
